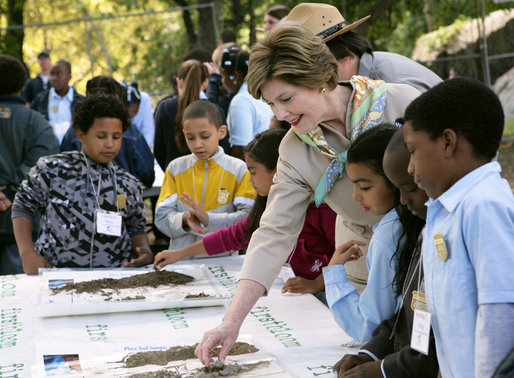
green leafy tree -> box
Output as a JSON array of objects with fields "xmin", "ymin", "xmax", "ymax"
[{"xmin": 0, "ymin": 0, "xmax": 26, "ymax": 63}]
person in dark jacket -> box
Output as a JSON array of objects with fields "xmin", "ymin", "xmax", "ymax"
[
  {"xmin": 31, "ymin": 60, "xmax": 84, "ymax": 144},
  {"xmin": 0, "ymin": 55, "xmax": 60, "ymax": 275},
  {"xmin": 60, "ymin": 76, "xmax": 155, "ymax": 188},
  {"xmin": 154, "ymin": 59, "xmax": 229, "ymax": 171},
  {"xmin": 22, "ymin": 51, "xmax": 52, "ymax": 107}
]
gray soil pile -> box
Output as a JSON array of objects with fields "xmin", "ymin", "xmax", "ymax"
[
  {"xmin": 52, "ymin": 271, "xmax": 194, "ymax": 294},
  {"xmin": 123, "ymin": 342, "xmax": 259, "ymax": 368},
  {"xmin": 128, "ymin": 360, "xmax": 267, "ymax": 377}
]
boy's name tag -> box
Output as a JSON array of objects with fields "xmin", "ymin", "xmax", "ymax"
[
  {"xmin": 411, "ymin": 307, "xmax": 431, "ymax": 355},
  {"xmin": 96, "ymin": 210, "xmax": 122, "ymax": 237}
]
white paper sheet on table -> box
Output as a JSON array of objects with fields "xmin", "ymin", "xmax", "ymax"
[
  {"xmin": 32, "ymin": 336, "xmax": 289, "ymax": 377},
  {"xmin": 38, "ymin": 265, "xmax": 231, "ymax": 317}
]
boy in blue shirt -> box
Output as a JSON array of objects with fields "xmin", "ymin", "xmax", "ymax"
[{"xmin": 403, "ymin": 77, "xmax": 514, "ymax": 378}]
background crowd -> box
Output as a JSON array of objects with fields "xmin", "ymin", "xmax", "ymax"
[{"xmin": 0, "ymin": 2, "xmax": 512, "ymax": 378}]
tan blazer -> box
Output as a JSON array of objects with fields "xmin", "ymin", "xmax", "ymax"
[{"xmin": 240, "ymin": 81, "xmax": 421, "ymax": 292}]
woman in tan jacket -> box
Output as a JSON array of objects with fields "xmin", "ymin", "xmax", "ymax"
[{"xmin": 195, "ymin": 22, "xmax": 421, "ymax": 366}]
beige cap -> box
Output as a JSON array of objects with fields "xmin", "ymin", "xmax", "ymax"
[{"xmin": 285, "ymin": 3, "xmax": 370, "ymax": 42}]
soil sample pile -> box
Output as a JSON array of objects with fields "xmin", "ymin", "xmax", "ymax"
[
  {"xmin": 185, "ymin": 292, "xmax": 210, "ymax": 298},
  {"xmin": 123, "ymin": 342, "xmax": 259, "ymax": 368},
  {"xmin": 52, "ymin": 271, "xmax": 195, "ymax": 294}
]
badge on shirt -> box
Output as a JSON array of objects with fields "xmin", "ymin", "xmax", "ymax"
[
  {"xmin": 51, "ymin": 105, "xmax": 58, "ymax": 113},
  {"xmin": 433, "ymin": 233, "xmax": 448, "ymax": 261},
  {"xmin": 96, "ymin": 210, "xmax": 122, "ymax": 237},
  {"xmin": 411, "ymin": 290, "xmax": 426, "ymax": 311},
  {"xmin": 0, "ymin": 107, "xmax": 11, "ymax": 119},
  {"xmin": 117, "ymin": 194, "xmax": 127, "ymax": 210},
  {"xmin": 217, "ymin": 188, "xmax": 230, "ymax": 205}
]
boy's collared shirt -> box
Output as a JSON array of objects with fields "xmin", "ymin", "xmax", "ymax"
[
  {"xmin": 422, "ymin": 161, "xmax": 514, "ymax": 378},
  {"xmin": 48, "ymin": 86, "xmax": 74, "ymax": 144}
]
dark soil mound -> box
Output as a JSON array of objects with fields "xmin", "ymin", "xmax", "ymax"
[{"xmin": 52, "ymin": 271, "xmax": 194, "ymax": 294}]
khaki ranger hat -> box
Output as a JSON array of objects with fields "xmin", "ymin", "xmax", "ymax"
[{"xmin": 285, "ymin": 3, "xmax": 371, "ymax": 43}]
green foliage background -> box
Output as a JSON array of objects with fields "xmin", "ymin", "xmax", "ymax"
[{"xmin": 1, "ymin": 0, "xmax": 511, "ymax": 99}]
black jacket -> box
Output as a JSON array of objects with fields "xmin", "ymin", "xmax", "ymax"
[
  {"xmin": 31, "ymin": 87, "xmax": 84, "ymax": 121},
  {"xmin": 22, "ymin": 75, "xmax": 50, "ymax": 104},
  {"xmin": 0, "ymin": 95, "xmax": 59, "ymax": 241},
  {"xmin": 360, "ymin": 236, "xmax": 439, "ymax": 378}
]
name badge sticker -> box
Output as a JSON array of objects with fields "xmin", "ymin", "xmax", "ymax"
[{"xmin": 96, "ymin": 210, "xmax": 122, "ymax": 237}]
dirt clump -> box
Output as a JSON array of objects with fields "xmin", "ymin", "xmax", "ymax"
[
  {"xmin": 185, "ymin": 292, "xmax": 210, "ymax": 298},
  {"xmin": 122, "ymin": 342, "xmax": 258, "ymax": 368},
  {"xmin": 128, "ymin": 360, "xmax": 268, "ymax": 377},
  {"xmin": 52, "ymin": 271, "xmax": 194, "ymax": 294}
]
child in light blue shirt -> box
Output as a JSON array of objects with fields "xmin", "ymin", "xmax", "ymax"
[
  {"xmin": 324, "ymin": 124, "xmax": 407, "ymax": 343},
  {"xmin": 403, "ymin": 77, "xmax": 514, "ymax": 378}
]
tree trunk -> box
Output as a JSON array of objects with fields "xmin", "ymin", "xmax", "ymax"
[
  {"xmin": 2, "ymin": 0, "xmax": 26, "ymax": 64},
  {"xmin": 248, "ymin": 0, "xmax": 256, "ymax": 46},
  {"xmin": 230, "ymin": 0, "xmax": 244, "ymax": 28},
  {"xmin": 197, "ymin": 0, "xmax": 217, "ymax": 53},
  {"xmin": 355, "ymin": 0, "xmax": 397, "ymax": 35},
  {"xmin": 175, "ymin": 0, "xmax": 197, "ymax": 49},
  {"xmin": 424, "ymin": 0, "xmax": 435, "ymax": 32}
]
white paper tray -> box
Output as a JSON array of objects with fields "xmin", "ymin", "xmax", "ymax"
[
  {"xmin": 32, "ymin": 338, "xmax": 287, "ymax": 377},
  {"xmin": 38, "ymin": 265, "xmax": 231, "ymax": 317}
]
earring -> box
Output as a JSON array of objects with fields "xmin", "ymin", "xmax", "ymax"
[{"xmin": 321, "ymin": 88, "xmax": 326, "ymax": 93}]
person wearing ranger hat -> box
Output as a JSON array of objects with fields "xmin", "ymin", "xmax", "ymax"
[
  {"xmin": 286, "ymin": 2, "xmax": 442, "ymax": 93},
  {"xmin": 286, "ymin": 3, "xmax": 442, "ymax": 293}
]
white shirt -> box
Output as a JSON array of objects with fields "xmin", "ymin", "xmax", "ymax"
[{"xmin": 48, "ymin": 87, "xmax": 74, "ymax": 144}]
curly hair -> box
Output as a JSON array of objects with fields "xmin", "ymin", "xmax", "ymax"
[
  {"xmin": 0, "ymin": 55, "xmax": 27, "ymax": 95},
  {"xmin": 72, "ymin": 93, "xmax": 131, "ymax": 134},
  {"xmin": 247, "ymin": 22, "xmax": 338, "ymax": 99}
]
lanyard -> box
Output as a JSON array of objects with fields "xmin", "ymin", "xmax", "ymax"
[
  {"xmin": 81, "ymin": 152, "xmax": 119, "ymax": 212},
  {"xmin": 81, "ymin": 152, "xmax": 119, "ymax": 267},
  {"xmin": 390, "ymin": 242, "xmax": 422, "ymax": 339},
  {"xmin": 191, "ymin": 159, "xmax": 225, "ymax": 207}
]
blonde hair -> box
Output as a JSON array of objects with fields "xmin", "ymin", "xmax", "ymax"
[{"xmin": 247, "ymin": 22, "xmax": 338, "ymax": 99}]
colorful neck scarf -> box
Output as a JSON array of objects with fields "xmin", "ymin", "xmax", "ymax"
[{"xmin": 294, "ymin": 75, "xmax": 387, "ymax": 206}]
